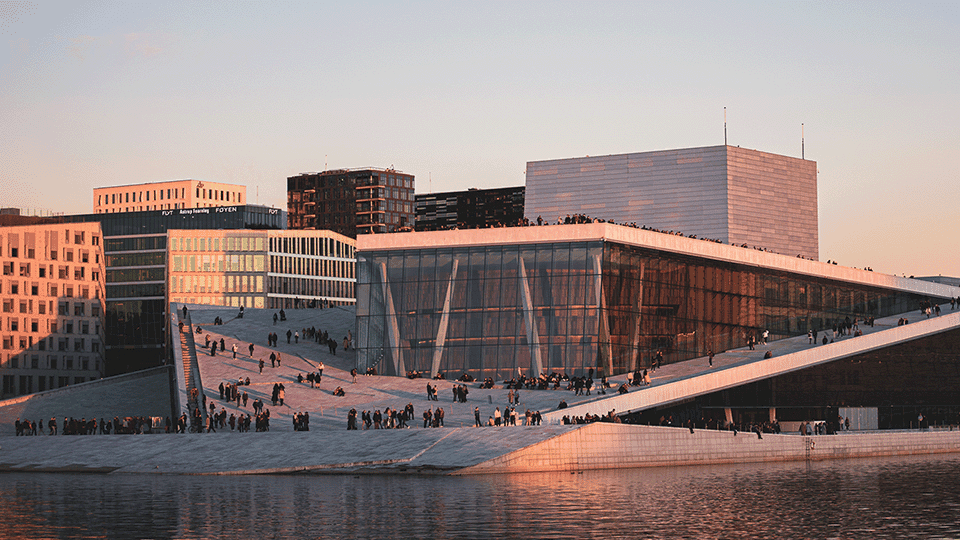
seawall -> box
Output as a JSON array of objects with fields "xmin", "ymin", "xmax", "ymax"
[
  {"xmin": 1, "ymin": 423, "xmax": 958, "ymax": 475},
  {"xmin": 458, "ymin": 423, "xmax": 960, "ymax": 474}
]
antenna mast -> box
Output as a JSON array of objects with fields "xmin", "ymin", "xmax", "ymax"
[
  {"xmin": 724, "ymin": 107, "xmax": 727, "ymax": 146},
  {"xmin": 802, "ymin": 123, "xmax": 805, "ymax": 160}
]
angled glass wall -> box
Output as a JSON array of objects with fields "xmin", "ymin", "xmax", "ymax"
[{"xmin": 357, "ymin": 239, "xmax": 945, "ymax": 381}]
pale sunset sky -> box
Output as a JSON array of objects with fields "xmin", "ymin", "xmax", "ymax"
[{"xmin": 1, "ymin": 1, "xmax": 957, "ymax": 277}]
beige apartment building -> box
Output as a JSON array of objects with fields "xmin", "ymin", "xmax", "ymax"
[
  {"xmin": 1, "ymin": 222, "xmax": 106, "ymax": 398},
  {"xmin": 94, "ymin": 180, "xmax": 247, "ymax": 214}
]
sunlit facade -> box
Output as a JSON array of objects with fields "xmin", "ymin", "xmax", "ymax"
[
  {"xmin": 356, "ymin": 223, "xmax": 948, "ymax": 380},
  {"xmin": 59, "ymin": 205, "xmax": 285, "ymax": 374},
  {"xmin": 94, "ymin": 180, "xmax": 246, "ymax": 213},
  {"xmin": 168, "ymin": 229, "xmax": 356, "ymax": 310},
  {"xmin": 0, "ymin": 222, "xmax": 106, "ymax": 398}
]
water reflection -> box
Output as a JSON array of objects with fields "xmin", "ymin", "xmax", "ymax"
[{"xmin": 2, "ymin": 454, "xmax": 959, "ymax": 539}]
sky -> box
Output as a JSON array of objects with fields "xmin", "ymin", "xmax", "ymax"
[{"xmin": 1, "ymin": 1, "xmax": 958, "ymax": 278}]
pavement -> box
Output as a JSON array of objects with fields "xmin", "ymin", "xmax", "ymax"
[
  {"xmin": 185, "ymin": 304, "xmax": 606, "ymax": 432},
  {"xmin": 2, "ymin": 301, "xmax": 956, "ymax": 475}
]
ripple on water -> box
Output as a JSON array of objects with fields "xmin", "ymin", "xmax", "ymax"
[{"xmin": 0, "ymin": 453, "xmax": 959, "ymax": 539}]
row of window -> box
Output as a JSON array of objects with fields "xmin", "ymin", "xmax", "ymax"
[
  {"xmin": 2, "ymin": 262, "xmax": 101, "ymax": 283},
  {"xmin": 171, "ymin": 254, "xmax": 266, "ymax": 273},
  {"xmin": 2, "ymin": 248, "xmax": 98, "ymax": 266},
  {"xmin": 2, "ymin": 335, "xmax": 100, "ymax": 353},
  {"xmin": 2, "ymin": 230, "xmax": 97, "ymax": 256},
  {"xmin": 100, "ymin": 187, "xmax": 185, "ymax": 206},
  {"xmin": 170, "ymin": 235, "xmax": 265, "ymax": 253},
  {"xmin": 170, "ymin": 274, "xmax": 264, "ymax": 295},
  {"xmin": 1, "ymin": 317, "xmax": 99, "ymax": 335},
  {"xmin": 1, "ymin": 281, "xmax": 97, "ymax": 298},
  {"xmin": 268, "ymin": 236, "xmax": 355, "ymax": 258},
  {"xmin": 1, "ymin": 299, "xmax": 100, "ymax": 316},
  {"xmin": 270, "ymin": 255, "xmax": 355, "ymax": 279},
  {"xmin": 269, "ymin": 276, "xmax": 355, "ymax": 303},
  {"xmin": 170, "ymin": 294, "xmax": 264, "ymax": 309}
]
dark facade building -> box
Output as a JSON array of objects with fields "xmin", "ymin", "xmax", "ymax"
[
  {"xmin": 287, "ymin": 168, "xmax": 415, "ymax": 238},
  {"xmin": 58, "ymin": 205, "xmax": 285, "ymax": 374},
  {"xmin": 415, "ymin": 186, "xmax": 525, "ymax": 232}
]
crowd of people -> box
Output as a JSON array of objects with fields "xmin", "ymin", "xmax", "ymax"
[{"xmin": 14, "ymin": 416, "xmax": 166, "ymax": 436}]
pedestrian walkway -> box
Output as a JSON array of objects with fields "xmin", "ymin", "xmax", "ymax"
[
  {"xmin": 543, "ymin": 303, "xmax": 960, "ymax": 422},
  {"xmin": 184, "ymin": 304, "xmax": 599, "ymax": 432}
]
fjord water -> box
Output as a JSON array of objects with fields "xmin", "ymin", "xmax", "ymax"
[{"xmin": 1, "ymin": 454, "xmax": 958, "ymax": 539}]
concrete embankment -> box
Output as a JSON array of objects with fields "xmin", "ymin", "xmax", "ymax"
[
  {"xmin": 458, "ymin": 423, "xmax": 960, "ymax": 474},
  {"xmin": 1, "ymin": 423, "xmax": 958, "ymax": 475}
]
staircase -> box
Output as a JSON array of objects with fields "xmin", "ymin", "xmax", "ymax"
[{"xmin": 177, "ymin": 310, "xmax": 206, "ymax": 426}]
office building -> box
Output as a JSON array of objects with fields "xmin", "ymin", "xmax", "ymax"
[
  {"xmin": 168, "ymin": 229, "xmax": 356, "ymax": 310},
  {"xmin": 525, "ymin": 146, "xmax": 819, "ymax": 259},
  {"xmin": 94, "ymin": 180, "xmax": 247, "ymax": 214},
  {"xmin": 415, "ymin": 186, "xmax": 525, "ymax": 231},
  {"xmin": 287, "ymin": 168, "xmax": 415, "ymax": 237},
  {"xmin": 59, "ymin": 205, "xmax": 285, "ymax": 374},
  {"xmin": 0, "ymin": 222, "xmax": 106, "ymax": 398}
]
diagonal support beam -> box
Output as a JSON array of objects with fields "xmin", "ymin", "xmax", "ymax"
[
  {"xmin": 431, "ymin": 258, "xmax": 458, "ymax": 376},
  {"xmin": 378, "ymin": 262, "xmax": 404, "ymax": 376},
  {"xmin": 519, "ymin": 257, "xmax": 544, "ymax": 377}
]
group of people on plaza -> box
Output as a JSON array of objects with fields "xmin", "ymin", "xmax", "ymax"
[{"xmin": 14, "ymin": 416, "xmax": 163, "ymax": 436}]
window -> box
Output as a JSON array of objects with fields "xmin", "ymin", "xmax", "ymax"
[
  {"xmin": 31, "ymin": 285, "xmax": 38, "ymax": 296},
  {"xmin": 2, "ymin": 262, "xmax": 12, "ymax": 275},
  {"xmin": 65, "ymin": 250, "xmax": 73, "ymax": 262},
  {"xmin": 10, "ymin": 247, "xmax": 17, "ymax": 258},
  {"xmin": 37, "ymin": 302, "xmax": 45, "ymax": 315},
  {"xmin": 31, "ymin": 321, "xmax": 37, "ymax": 332},
  {"xmin": 38, "ymin": 267, "xmax": 45, "ymax": 278},
  {"xmin": 65, "ymin": 356, "xmax": 73, "ymax": 369},
  {"xmin": 65, "ymin": 322, "xmax": 73, "ymax": 334},
  {"xmin": 74, "ymin": 303, "xmax": 85, "ymax": 316},
  {"xmin": 49, "ymin": 285, "xmax": 57, "ymax": 297},
  {"xmin": 10, "ymin": 319, "xmax": 18, "ymax": 331},
  {"xmin": 74, "ymin": 339, "xmax": 83, "ymax": 352},
  {"xmin": 10, "ymin": 283, "xmax": 18, "ymax": 294}
]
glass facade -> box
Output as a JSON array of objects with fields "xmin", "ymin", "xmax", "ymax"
[
  {"xmin": 168, "ymin": 229, "xmax": 356, "ymax": 311},
  {"xmin": 357, "ymin": 239, "xmax": 944, "ymax": 381},
  {"xmin": 57, "ymin": 206, "xmax": 286, "ymax": 374}
]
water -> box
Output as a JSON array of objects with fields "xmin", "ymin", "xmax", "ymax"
[{"xmin": 2, "ymin": 454, "xmax": 959, "ymax": 539}]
